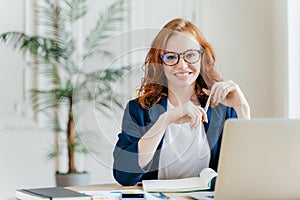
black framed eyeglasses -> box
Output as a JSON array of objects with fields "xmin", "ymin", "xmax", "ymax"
[{"xmin": 160, "ymin": 49, "xmax": 204, "ymax": 66}]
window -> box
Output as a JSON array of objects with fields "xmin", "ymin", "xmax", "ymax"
[{"xmin": 288, "ymin": 0, "xmax": 300, "ymax": 118}]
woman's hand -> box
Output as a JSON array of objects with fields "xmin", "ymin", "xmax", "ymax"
[
  {"xmin": 165, "ymin": 101, "xmax": 208, "ymax": 129},
  {"xmin": 203, "ymin": 80, "xmax": 251, "ymax": 119},
  {"xmin": 138, "ymin": 100, "xmax": 207, "ymax": 168}
]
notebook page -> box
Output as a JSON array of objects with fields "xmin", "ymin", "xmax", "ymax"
[
  {"xmin": 198, "ymin": 168, "xmax": 218, "ymax": 187},
  {"xmin": 142, "ymin": 177, "xmax": 209, "ymax": 192}
]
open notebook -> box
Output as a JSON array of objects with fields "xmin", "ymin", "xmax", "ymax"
[{"xmin": 142, "ymin": 168, "xmax": 217, "ymax": 193}]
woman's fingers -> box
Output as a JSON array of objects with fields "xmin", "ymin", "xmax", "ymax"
[
  {"xmin": 202, "ymin": 88, "xmax": 210, "ymax": 96},
  {"xmin": 185, "ymin": 107, "xmax": 199, "ymax": 128},
  {"xmin": 172, "ymin": 102, "xmax": 207, "ymax": 128},
  {"xmin": 210, "ymin": 82, "xmax": 225, "ymax": 104},
  {"xmin": 210, "ymin": 81, "xmax": 235, "ymax": 104},
  {"xmin": 199, "ymin": 106, "xmax": 208, "ymax": 123},
  {"xmin": 209, "ymin": 80, "xmax": 248, "ymax": 109},
  {"xmin": 220, "ymin": 82, "xmax": 237, "ymax": 101},
  {"xmin": 189, "ymin": 105, "xmax": 208, "ymax": 128},
  {"xmin": 214, "ymin": 81, "xmax": 231, "ymax": 103}
]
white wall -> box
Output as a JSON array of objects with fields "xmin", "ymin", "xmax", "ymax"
[
  {"xmin": 0, "ymin": 129, "xmax": 55, "ymax": 199},
  {"xmin": 0, "ymin": 1, "xmax": 54, "ymax": 198},
  {"xmin": 0, "ymin": 0, "xmax": 25, "ymax": 114},
  {"xmin": 0, "ymin": 0, "xmax": 292, "ymax": 199},
  {"xmin": 199, "ymin": 0, "xmax": 275, "ymax": 117},
  {"xmin": 273, "ymin": 0, "xmax": 289, "ymax": 117}
]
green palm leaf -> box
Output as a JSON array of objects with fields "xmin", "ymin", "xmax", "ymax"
[
  {"xmin": 0, "ymin": 32, "xmax": 65, "ymax": 61},
  {"xmin": 36, "ymin": 0, "xmax": 66, "ymax": 42},
  {"xmin": 65, "ymin": 0, "xmax": 87, "ymax": 22},
  {"xmin": 84, "ymin": 0, "xmax": 125, "ymax": 59}
]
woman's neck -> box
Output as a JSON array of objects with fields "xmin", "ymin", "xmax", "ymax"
[{"xmin": 168, "ymin": 85, "xmax": 197, "ymax": 107}]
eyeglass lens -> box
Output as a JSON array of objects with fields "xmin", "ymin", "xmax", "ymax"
[{"xmin": 161, "ymin": 50, "xmax": 202, "ymax": 66}]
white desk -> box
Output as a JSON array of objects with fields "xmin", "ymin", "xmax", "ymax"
[{"xmin": 13, "ymin": 183, "xmax": 193, "ymax": 200}]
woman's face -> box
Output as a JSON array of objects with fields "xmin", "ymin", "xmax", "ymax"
[{"xmin": 162, "ymin": 32, "xmax": 202, "ymax": 90}]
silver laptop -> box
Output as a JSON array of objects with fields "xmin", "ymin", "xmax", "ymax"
[{"xmin": 214, "ymin": 118, "xmax": 300, "ymax": 200}]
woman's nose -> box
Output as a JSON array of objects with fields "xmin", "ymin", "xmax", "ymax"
[{"xmin": 176, "ymin": 55, "xmax": 188, "ymax": 69}]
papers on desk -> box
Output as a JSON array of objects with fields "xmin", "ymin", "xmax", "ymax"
[
  {"xmin": 79, "ymin": 190, "xmax": 161, "ymax": 200},
  {"xmin": 79, "ymin": 190, "xmax": 121, "ymax": 200},
  {"xmin": 187, "ymin": 191, "xmax": 215, "ymax": 200}
]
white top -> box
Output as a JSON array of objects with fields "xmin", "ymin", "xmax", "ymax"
[{"xmin": 158, "ymin": 100, "xmax": 211, "ymax": 179}]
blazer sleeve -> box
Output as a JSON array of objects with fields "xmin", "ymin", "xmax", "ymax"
[
  {"xmin": 226, "ymin": 106, "xmax": 238, "ymax": 119},
  {"xmin": 112, "ymin": 100, "xmax": 156, "ymax": 186}
]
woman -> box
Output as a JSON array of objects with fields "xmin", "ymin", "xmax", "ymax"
[{"xmin": 113, "ymin": 18, "xmax": 250, "ymax": 186}]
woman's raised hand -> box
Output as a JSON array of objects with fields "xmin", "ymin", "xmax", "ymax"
[
  {"xmin": 166, "ymin": 101, "xmax": 208, "ymax": 129},
  {"xmin": 202, "ymin": 80, "xmax": 250, "ymax": 118}
]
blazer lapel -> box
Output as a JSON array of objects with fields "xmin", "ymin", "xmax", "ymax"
[{"xmin": 204, "ymin": 104, "xmax": 227, "ymax": 149}]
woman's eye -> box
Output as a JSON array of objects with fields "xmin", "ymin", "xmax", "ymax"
[
  {"xmin": 186, "ymin": 52, "xmax": 196, "ymax": 59},
  {"xmin": 165, "ymin": 54, "xmax": 177, "ymax": 60}
]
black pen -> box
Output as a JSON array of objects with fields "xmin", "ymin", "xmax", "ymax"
[{"xmin": 159, "ymin": 192, "xmax": 170, "ymax": 200}]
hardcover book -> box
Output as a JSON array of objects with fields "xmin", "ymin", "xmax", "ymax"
[{"xmin": 16, "ymin": 187, "xmax": 91, "ymax": 200}]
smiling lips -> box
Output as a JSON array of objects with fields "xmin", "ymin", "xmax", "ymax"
[{"xmin": 174, "ymin": 71, "xmax": 193, "ymax": 78}]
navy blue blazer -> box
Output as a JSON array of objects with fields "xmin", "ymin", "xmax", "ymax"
[{"xmin": 113, "ymin": 96, "xmax": 237, "ymax": 186}]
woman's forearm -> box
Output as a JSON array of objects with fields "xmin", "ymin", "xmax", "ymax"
[
  {"xmin": 234, "ymin": 103, "xmax": 251, "ymax": 119},
  {"xmin": 138, "ymin": 112, "xmax": 169, "ymax": 168}
]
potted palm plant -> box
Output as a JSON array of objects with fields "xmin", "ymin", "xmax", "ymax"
[{"xmin": 0, "ymin": 0, "xmax": 128, "ymax": 186}]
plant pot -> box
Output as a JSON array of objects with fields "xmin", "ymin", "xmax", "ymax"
[{"xmin": 55, "ymin": 172, "xmax": 90, "ymax": 187}]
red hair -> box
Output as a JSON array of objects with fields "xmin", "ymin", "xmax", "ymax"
[{"xmin": 138, "ymin": 18, "xmax": 222, "ymax": 109}]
